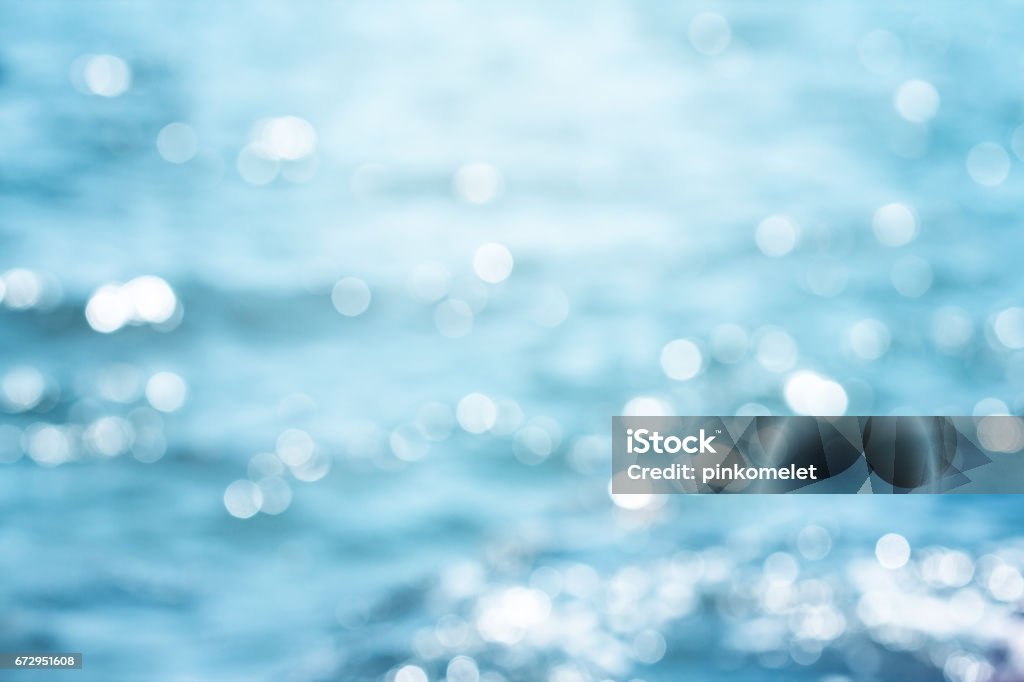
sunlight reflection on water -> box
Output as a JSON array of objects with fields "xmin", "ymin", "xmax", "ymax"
[{"xmin": 2, "ymin": 2, "xmax": 1024, "ymax": 680}]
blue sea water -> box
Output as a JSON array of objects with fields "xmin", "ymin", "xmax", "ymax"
[{"xmin": 2, "ymin": 2, "xmax": 1024, "ymax": 681}]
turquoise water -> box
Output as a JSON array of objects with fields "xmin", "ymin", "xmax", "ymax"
[{"xmin": 2, "ymin": 2, "xmax": 1024, "ymax": 680}]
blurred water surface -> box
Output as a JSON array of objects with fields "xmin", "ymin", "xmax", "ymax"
[{"xmin": 2, "ymin": 2, "xmax": 1024, "ymax": 681}]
